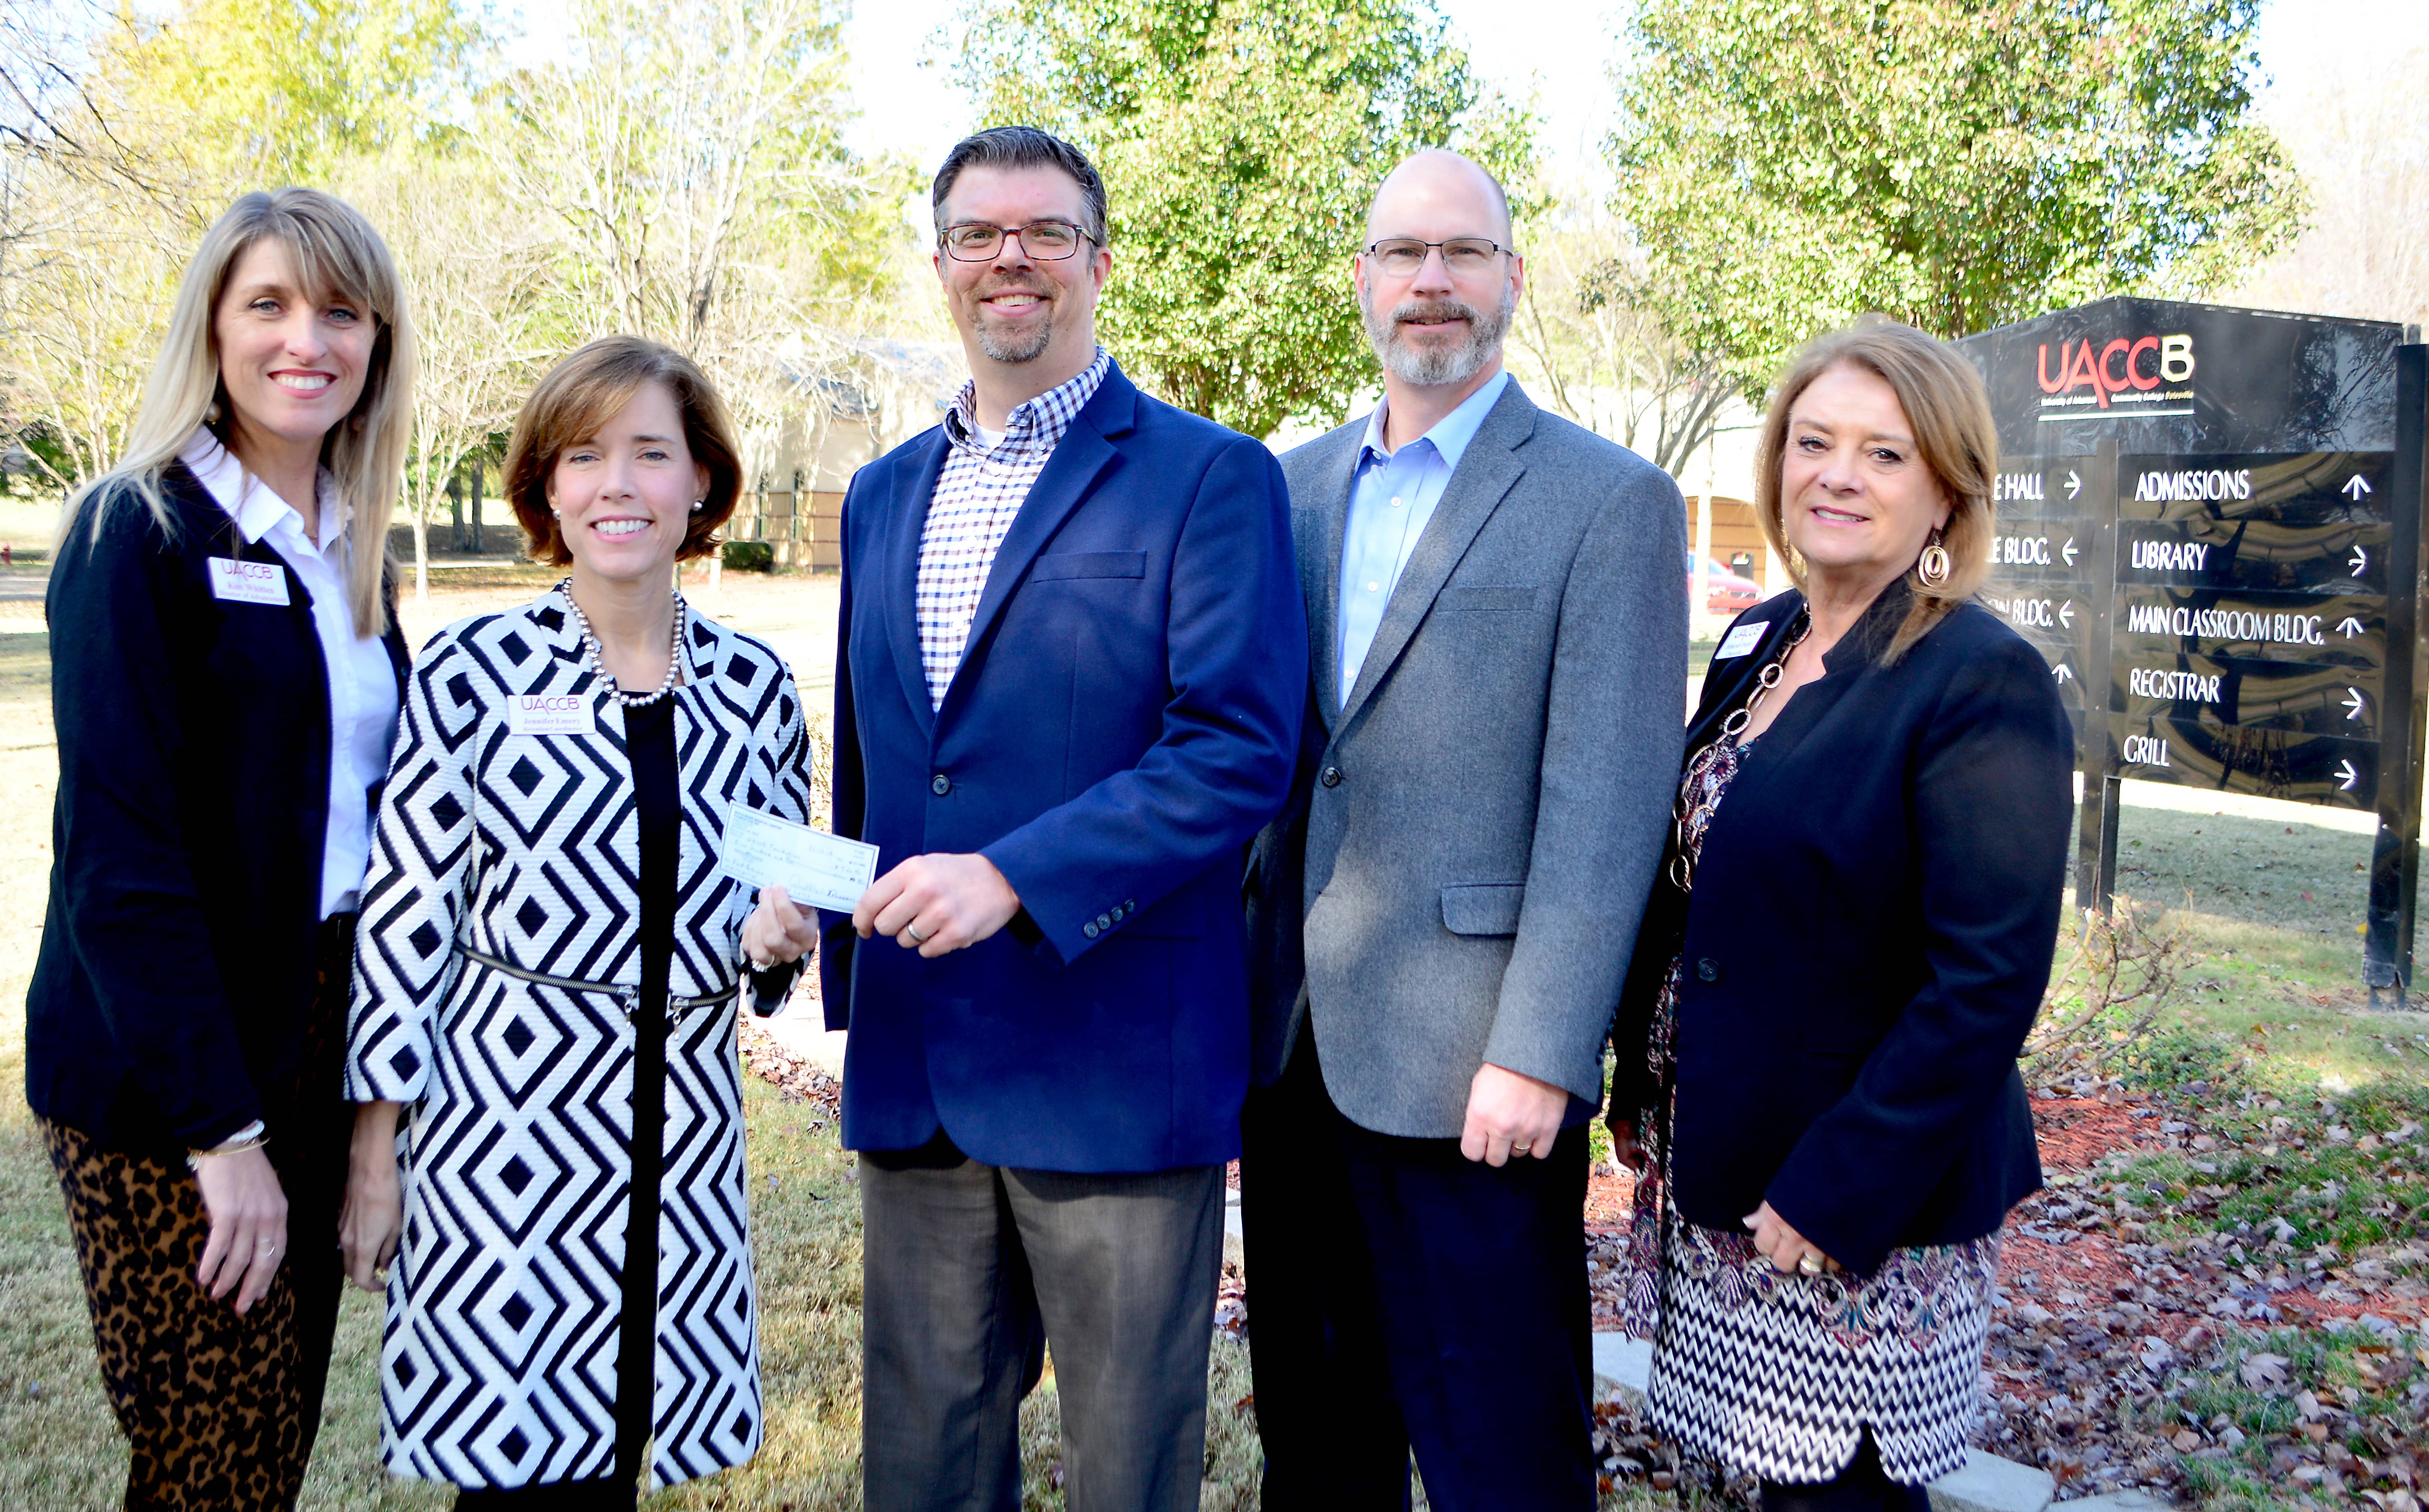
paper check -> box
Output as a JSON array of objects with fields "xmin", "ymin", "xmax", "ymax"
[{"xmin": 719, "ymin": 807, "xmax": 880, "ymax": 914}]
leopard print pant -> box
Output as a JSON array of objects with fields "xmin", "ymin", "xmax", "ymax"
[{"xmin": 41, "ymin": 918, "xmax": 356, "ymax": 1511}]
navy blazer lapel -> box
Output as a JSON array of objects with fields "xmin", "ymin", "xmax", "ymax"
[
  {"xmin": 936, "ymin": 372, "xmax": 1136, "ymax": 723},
  {"xmin": 1302, "ymin": 429, "xmax": 1360, "ymax": 730},
  {"xmin": 883, "ymin": 429, "xmax": 951, "ymax": 737},
  {"xmin": 1337, "ymin": 385, "xmax": 1535, "ymax": 728}
]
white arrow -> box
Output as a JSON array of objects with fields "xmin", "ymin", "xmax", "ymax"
[
  {"xmin": 2059, "ymin": 601, "xmax": 2075, "ymax": 629},
  {"xmin": 2339, "ymin": 759, "xmax": 2360, "ymax": 792},
  {"xmin": 2053, "ymin": 665, "xmax": 2074, "ymax": 683},
  {"xmin": 2351, "ymin": 545, "xmax": 2369, "ymax": 575},
  {"xmin": 2346, "ymin": 688, "xmax": 2367, "ymax": 720},
  {"xmin": 2065, "ymin": 470, "xmax": 2082, "ymax": 500},
  {"xmin": 2341, "ymin": 616, "xmax": 2367, "ymax": 638},
  {"xmin": 2345, "ymin": 475, "xmax": 2374, "ymax": 501},
  {"xmin": 2062, "ymin": 538, "xmax": 2079, "ymax": 566}
]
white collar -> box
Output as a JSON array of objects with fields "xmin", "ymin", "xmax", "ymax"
[{"xmin": 178, "ymin": 426, "xmax": 347, "ymax": 548}]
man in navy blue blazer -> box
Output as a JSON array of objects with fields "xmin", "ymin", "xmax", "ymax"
[{"xmin": 810, "ymin": 127, "xmax": 1304, "ymax": 1512}]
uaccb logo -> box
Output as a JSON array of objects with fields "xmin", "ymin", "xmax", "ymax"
[{"xmin": 2036, "ymin": 335, "xmax": 2195, "ymax": 408}]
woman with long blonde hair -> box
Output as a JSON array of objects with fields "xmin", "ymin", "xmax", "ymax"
[{"xmin": 26, "ymin": 186, "xmax": 415, "ymax": 1510}]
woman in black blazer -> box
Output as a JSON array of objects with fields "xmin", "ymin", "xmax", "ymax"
[
  {"xmin": 1608, "ymin": 318, "xmax": 2073, "ymax": 1512},
  {"xmin": 25, "ymin": 188, "xmax": 414, "ymax": 1510}
]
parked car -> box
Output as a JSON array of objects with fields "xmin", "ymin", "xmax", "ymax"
[{"xmin": 1687, "ymin": 551, "xmax": 1765, "ymax": 613}]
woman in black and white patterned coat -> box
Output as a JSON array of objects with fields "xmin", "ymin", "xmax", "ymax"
[{"xmin": 340, "ymin": 337, "xmax": 809, "ymax": 1506}]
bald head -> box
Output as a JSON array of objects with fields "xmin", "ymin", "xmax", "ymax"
[{"xmin": 1364, "ymin": 149, "xmax": 1512, "ymax": 248}]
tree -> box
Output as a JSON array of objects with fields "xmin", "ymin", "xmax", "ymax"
[
  {"xmin": 1509, "ymin": 187, "xmax": 1735, "ymax": 474},
  {"xmin": 0, "ymin": 0, "xmax": 480, "ymax": 498},
  {"xmin": 1608, "ymin": 0, "xmax": 2308, "ymax": 390},
  {"xmin": 339, "ymin": 152, "xmax": 549, "ymax": 595},
  {"xmin": 485, "ymin": 0, "xmax": 903, "ymax": 483},
  {"xmin": 2227, "ymin": 40, "xmax": 2429, "ymax": 334},
  {"xmin": 958, "ymin": 0, "xmax": 1534, "ymax": 439}
]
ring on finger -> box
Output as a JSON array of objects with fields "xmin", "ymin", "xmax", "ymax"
[
  {"xmin": 1798, "ymin": 1253, "xmax": 1824, "ymax": 1277},
  {"xmin": 904, "ymin": 922, "xmax": 930, "ymax": 945}
]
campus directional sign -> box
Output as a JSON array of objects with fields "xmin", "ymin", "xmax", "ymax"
[{"xmin": 1959, "ymin": 297, "xmax": 2427, "ymax": 1002}]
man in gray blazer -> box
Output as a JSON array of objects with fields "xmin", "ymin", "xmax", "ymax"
[{"xmin": 1241, "ymin": 149, "xmax": 1688, "ymax": 1510}]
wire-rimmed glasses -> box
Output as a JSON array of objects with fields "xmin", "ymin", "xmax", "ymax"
[{"xmin": 1362, "ymin": 238, "xmax": 1513, "ymax": 276}]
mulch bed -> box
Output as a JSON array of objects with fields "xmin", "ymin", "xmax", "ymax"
[{"xmin": 1585, "ymin": 1091, "xmax": 2429, "ymax": 1506}]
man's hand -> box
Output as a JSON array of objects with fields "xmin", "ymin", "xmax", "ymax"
[
  {"xmin": 1459, "ymin": 1062, "xmax": 1568, "ymax": 1167},
  {"xmin": 340, "ymin": 1101, "xmax": 405, "ymax": 1293},
  {"xmin": 854, "ymin": 853, "xmax": 1021, "ymax": 959},
  {"xmin": 742, "ymin": 885, "xmax": 819, "ymax": 970},
  {"xmin": 1743, "ymin": 1199, "xmax": 1839, "ymax": 1276},
  {"xmin": 193, "ymin": 1144, "xmax": 288, "ymax": 1315}
]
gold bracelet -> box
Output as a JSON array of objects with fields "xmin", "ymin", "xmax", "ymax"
[{"xmin": 185, "ymin": 1133, "xmax": 270, "ymax": 1171}]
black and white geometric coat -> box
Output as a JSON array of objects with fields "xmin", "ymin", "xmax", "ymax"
[{"xmin": 345, "ymin": 588, "xmax": 809, "ymax": 1491}]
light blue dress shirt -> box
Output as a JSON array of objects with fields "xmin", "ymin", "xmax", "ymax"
[{"xmin": 1335, "ymin": 368, "xmax": 1512, "ymax": 705}]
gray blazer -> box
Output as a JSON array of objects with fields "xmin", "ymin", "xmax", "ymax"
[{"xmin": 1244, "ymin": 379, "xmax": 1689, "ymax": 1138}]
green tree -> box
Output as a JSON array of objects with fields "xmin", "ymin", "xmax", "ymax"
[
  {"xmin": 959, "ymin": 0, "xmax": 1533, "ymax": 438},
  {"xmin": 1608, "ymin": 0, "xmax": 2307, "ymax": 390}
]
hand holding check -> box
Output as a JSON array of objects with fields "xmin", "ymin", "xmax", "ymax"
[{"xmin": 728, "ymin": 808, "xmax": 1021, "ymax": 966}]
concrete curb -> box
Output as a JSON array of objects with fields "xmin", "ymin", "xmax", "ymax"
[{"xmin": 1591, "ymin": 1332, "xmax": 2069, "ymax": 1512}]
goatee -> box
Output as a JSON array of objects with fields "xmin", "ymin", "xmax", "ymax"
[{"xmin": 1363, "ymin": 289, "xmax": 1512, "ymax": 387}]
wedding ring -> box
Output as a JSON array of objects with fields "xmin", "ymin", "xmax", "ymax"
[
  {"xmin": 257, "ymin": 1240, "xmax": 280, "ymax": 1255},
  {"xmin": 905, "ymin": 923, "xmax": 930, "ymax": 944},
  {"xmin": 1512, "ymin": 1142, "xmax": 1532, "ymax": 1155},
  {"xmin": 1798, "ymin": 1254, "xmax": 1823, "ymax": 1276}
]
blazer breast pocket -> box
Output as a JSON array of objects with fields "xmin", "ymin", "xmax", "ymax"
[
  {"xmin": 1030, "ymin": 551, "xmax": 1147, "ymax": 582},
  {"xmin": 1438, "ymin": 585, "xmax": 1539, "ymax": 612},
  {"xmin": 1440, "ymin": 882, "xmax": 1526, "ymax": 936}
]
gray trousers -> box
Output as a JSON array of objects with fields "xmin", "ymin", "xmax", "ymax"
[{"xmin": 859, "ymin": 1144, "xmax": 1226, "ymax": 1512}]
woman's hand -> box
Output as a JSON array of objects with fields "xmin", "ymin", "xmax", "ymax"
[
  {"xmin": 192, "ymin": 1144, "xmax": 288, "ymax": 1315},
  {"xmin": 1743, "ymin": 1200, "xmax": 1839, "ymax": 1276},
  {"xmin": 742, "ymin": 885, "xmax": 818, "ymax": 970},
  {"xmin": 1604, "ymin": 1114, "xmax": 1648, "ymax": 1175},
  {"xmin": 340, "ymin": 1101, "xmax": 405, "ymax": 1293}
]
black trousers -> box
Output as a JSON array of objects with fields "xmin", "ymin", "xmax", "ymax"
[
  {"xmin": 1764, "ymin": 1433, "xmax": 1932, "ymax": 1512},
  {"xmin": 1240, "ymin": 1034, "xmax": 1596, "ymax": 1512}
]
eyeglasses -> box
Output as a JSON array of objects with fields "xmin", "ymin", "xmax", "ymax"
[
  {"xmin": 940, "ymin": 221, "xmax": 1095, "ymax": 262},
  {"xmin": 1363, "ymin": 238, "xmax": 1513, "ymax": 276}
]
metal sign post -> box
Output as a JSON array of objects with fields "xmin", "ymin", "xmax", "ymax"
[{"xmin": 1959, "ymin": 299, "xmax": 2426, "ymax": 1001}]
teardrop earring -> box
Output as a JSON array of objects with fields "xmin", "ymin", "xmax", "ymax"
[{"xmin": 1916, "ymin": 527, "xmax": 1953, "ymax": 588}]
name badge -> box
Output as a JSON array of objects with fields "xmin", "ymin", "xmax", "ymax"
[
  {"xmin": 507, "ymin": 692, "xmax": 594, "ymax": 735},
  {"xmin": 207, "ymin": 557, "xmax": 289, "ymax": 606},
  {"xmin": 1713, "ymin": 622, "xmax": 1770, "ymax": 660}
]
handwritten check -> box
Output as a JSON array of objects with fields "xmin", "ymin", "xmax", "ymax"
[{"xmin": 719, "ymin": 807, "xmax": 880, "ymax": 914}]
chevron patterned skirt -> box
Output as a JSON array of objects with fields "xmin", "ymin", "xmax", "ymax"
[{"xmin": 1641, "ymin": 1214, "xmax": 1997, "ymax": 1485}]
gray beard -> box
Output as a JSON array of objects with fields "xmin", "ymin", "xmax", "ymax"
[
  {"xmin": 1364, "ymin": 288, "xmax": 1512, "ymax": 387},
  {"xmin": 976, "ymin": 309, "xmax": 1055, "ymax": 364}
]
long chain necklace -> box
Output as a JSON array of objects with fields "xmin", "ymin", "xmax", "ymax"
[
  {"xmin": 1668, "ymin": 612, "xmax": 1811, "ymax": 892},
  {"xmin": 558, "ymin": 577, "xmax": 688, "ymax": 707}
]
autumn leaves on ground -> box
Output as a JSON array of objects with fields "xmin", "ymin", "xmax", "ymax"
[{"xmin": 1, "ymin": 566, "xmax": 2428, "ymax": 1510}]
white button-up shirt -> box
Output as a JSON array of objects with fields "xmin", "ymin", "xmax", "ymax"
[{"xmin": 179, "ymin": 428, "xmax": 401, "ymax": 917}]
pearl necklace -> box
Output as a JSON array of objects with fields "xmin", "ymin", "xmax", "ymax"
[{"xmin": 559, "ymin": 578, "xmax": 688, "ymax": 707}]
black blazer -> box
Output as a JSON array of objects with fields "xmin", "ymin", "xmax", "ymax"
[
  {"xmin": 1613, "ymin": 583, "xmax": 2073, "ymax": 1275},
  {"xmin": 24, "ymin": 463, "xmax": 410, "ymax": 1152}
]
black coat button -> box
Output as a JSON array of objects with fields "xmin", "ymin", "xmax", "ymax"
[
  {"xmin": 1320, "ymin": 766, "xmax": 1344, "ymax": 788},
  {"xmin": 1695, "ymin": 958, "xmax": 1721, "ymax": 983},
  {"xmin": 931, "ymin": 774, "xmax": 952, "ymax": 796}
]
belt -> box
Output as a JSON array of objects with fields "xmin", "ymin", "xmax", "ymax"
[{"xmin": 458, "ymin": 947, "xmax": 738, "ymax": 1020}]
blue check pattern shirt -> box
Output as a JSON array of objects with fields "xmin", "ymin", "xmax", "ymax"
[{"xmin": 1335, "ymin": 369, "xmax": 1511, "ymax": 704}]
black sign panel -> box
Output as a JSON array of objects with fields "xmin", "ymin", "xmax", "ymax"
[
  {"xmin": 2113, "ymin": 656, "xmax": 2382, "ymax": 741},
  {"xmin": 2110, "ymin": 713, "xmax": 2377, "ymax": 808},
  {"xmin": 2113, "ymin": 585, "xmax": 2386, "ymax": 674}
]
